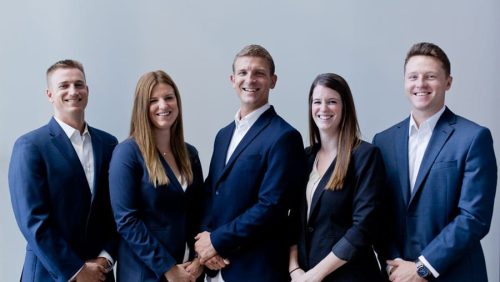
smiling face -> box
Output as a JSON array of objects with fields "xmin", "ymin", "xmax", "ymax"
[
  {"xmin": 46, "ymin": 67, "xmax": 88, "ymax": 125},
  {"xmin": 311, "ymin": 85, "xmax": 343, "ymax": 136},
  {"xmin": 405, "ymin": 55, "xmax": 452, "ymax": 120},
  {"xmin": 148, "ymin": 82, "xmax": 178, "ymax": 132},
  {"xmin": 230, "ymin": 56, "xmax": 277, "ymax": 117}
]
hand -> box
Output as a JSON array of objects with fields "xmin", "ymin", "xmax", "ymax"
[
  {"xmin": 194, "ymin": 231, "xmax": 217, "ymax": 264},
  {"xmin": 165, "ymin": 263, "xmax": 196, "ymax": 282},
  {"xmin": 75, "ymin": 262, "xmax": 107, "ymax": 282},
  {"xmin": 387, "ymin": 259, "xmax": 427, "ymax": 282},
  {"xmin": 290, "ymin": 268, "xmax": 305, "ymax": 281},
  {"xmin": 184, "ymin": 257, "xmax": 204, "ymax": 278},
  {"xmin": 203, "ymin": 255, "xmax": 230, "ymax": 271},
  {"xmin": 88, "ymin": 257, "xmax": 113, "ymax": 273}
]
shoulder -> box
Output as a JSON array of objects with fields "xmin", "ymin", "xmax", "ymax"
[
  {"xmin": 353, "ymin": 140, "xmax": 381, "ymax": 159},
  {"xmin": 113, "ymin": 138, "xmax": 141, "ymax": 156},
  {"xmin": 13, "ymin": 123, "xmax": 51, "ymax": 148},
  {"xmin": 185, "ymin": 142, "xmax": 200, "ymax": 158},
  {"xmin": 88, "ymin": 126, "xmax": 118, "ymax": 144}
]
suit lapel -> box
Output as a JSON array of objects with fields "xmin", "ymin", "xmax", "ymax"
[
  {"xmin": 215, "ymin": 107, "xmax": 275, "ymax": 185},
  {"xmin": 409, "ymin": 109, "xmax": 455, "ymax": 205},
  {"xmin": 394, "ymin": 119, "xmax": 412, "ymax": 206},
  {"xmin": 308, "ymin": 156, "xmax": 336, "ymax": 220},
  {"xmin": 48, "ymin": 118, "xmax": 91, "ymax": 197},
  {"xmin": 211, "ymin": 122, "xmax": 235, "ymax": 185},
  {"xmin": 89, "ymin": 127, "xmax": 102, "ymax": 200}
]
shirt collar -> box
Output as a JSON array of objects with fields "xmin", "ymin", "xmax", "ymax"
[
  {"xmin": 234, "ymin": 103, "xmax": 271, "ymax": 128},
  {"xmin": 54, "ymin": 116, "xmax": 90, "ymax": 138},
  {"xmin": 409, "ymin": 106, "xmax": 446, "ymax": 135}
]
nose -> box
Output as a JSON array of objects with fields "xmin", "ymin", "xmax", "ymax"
[
  {"xmin": 68, "ymin": 84, "xmax": 79, "ymax": 95},
  {"xmin": 415, "ymin": 76, "xmax": 426, "ymax": 87}
]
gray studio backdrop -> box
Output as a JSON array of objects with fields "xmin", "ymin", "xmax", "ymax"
[{"xmin": 1, "ymin": 1, "xmax": 499, "ymax": 281}]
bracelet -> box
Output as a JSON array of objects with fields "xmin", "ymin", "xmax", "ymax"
[{"xmin": 289, "ymin": 267, "xmax": 301, "ymax": 274}]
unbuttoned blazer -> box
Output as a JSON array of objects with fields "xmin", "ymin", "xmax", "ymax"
[
  {"xmin": 8, "ymin": 117, "xmax": 118, "ymax": 282},
  {"xmin": 294, "ymin": 141, "xmax": 385, "ymax": 282},
  {"xmin": 373, "ymin": 107, "xmax": 497, "ymax": 282},
  {"xmin": 201, "ymin": 106, "xmax": 306, "ymax": 282},
  {"xmin": 109, "ymin": 139, "xmax": 204, "ymax": 282}
]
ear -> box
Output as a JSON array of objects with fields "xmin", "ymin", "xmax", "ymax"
[
  {"xmin": 445, "ymin": 75, "xmax": 453, "ymax": 91},
  {"xmin": 270, "ymin": 74, "xmax": 277, "ymax": 89},
  {"xmin": 46, "ymin": 88, "xmax": 54, "ymax": 103},
  {"xmin": 230, "ymin": 74, "xmax": 236, "ymax": 88}
]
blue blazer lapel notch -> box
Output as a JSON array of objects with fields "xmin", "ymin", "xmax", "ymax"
[{"xmin": 409, "ymin": 108, "xmax": 456, "ymax": 205}]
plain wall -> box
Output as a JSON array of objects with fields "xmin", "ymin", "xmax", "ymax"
[{"xmin": 1, "ymin": 1, "xmax": 498, "ymax": 281}]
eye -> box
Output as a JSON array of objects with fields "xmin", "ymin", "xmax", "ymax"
[
  {"xmin": 407, "ymin": 74, "xmax": 418, "ymax": 81},
  {"xmin": 426, "ymin": 74, "xmax": 437, "ymax": 80},
  {"xmin": 74, "ymin": 82, "xmax": 86, "ymax": 88},
  {"xmin": 58, "ymin": 83, "xmax": 68, "ymax": 89},
  {"xmin": 237, "ymin": 70, "xmax": 247, "ymax": 76},
  {"xmin": 149, "ymin": 98, "xmax": 158, "ymax": 104}
]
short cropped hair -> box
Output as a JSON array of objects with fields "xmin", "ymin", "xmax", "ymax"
[
  {"xmin": 232, "ymin": 44, "xmax": 275, "ymax": 75},
  {"xmin": 404, "ymin": 42, "xmax": 451, "ymax": 76}
]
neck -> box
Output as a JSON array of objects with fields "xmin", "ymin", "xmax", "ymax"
[
  {"xmin": 56, "ymin": 114, "xmax": 86, "ymax": 134},
  {"xmin": 319, "ymin": 131, "xmax": 339, "ymax": 152},
  {"xmin": 154, "ymin": 129, "xmax": 171, "ymax": 155}
]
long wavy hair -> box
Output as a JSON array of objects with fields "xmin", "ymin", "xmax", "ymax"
[{"xmin": 129, "ymin": 70, "xmax": 193, "ymax": 187}]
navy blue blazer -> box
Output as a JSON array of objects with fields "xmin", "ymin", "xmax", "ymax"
[
  {"xmin": 8, "ymin": 117, "xmax": 118, "ymax": 282},
  {"xmin": 294, "ymin": 141, "xmax": 385, "ymax": 282},
  {"xmin": 109, "ymin": 138, "xmax": 203, "ymax": 282},
  {"xmin": 373, "ymin": 107, "xmax": 497, "ymax": 281},
  {"xmin": 201, "ymin": 107, "xmax": 306, "ymax": 282}
]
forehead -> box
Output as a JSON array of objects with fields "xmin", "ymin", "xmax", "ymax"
[
  {"xmin": 234, "ymin": 56, "xmax": 271, "ymax": 72},
  {"xmin": 151, "ymin": 83, "xmax": 175, "ymax": 96},
  {"xmin": 313, "ymin": 85, "xmax": 341, "ymax": 97},
  {"xmin": 405, "ymin": 55, "xmax": 445, "ymax": 73},
  {"xmin": 49, "ymin": 68, "xmax": 85, "ymax": 83}
]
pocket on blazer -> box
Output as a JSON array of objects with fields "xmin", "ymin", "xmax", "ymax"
[{"xmin": 431, "ymin": 160, "xmax": 457, "ymax": 170}]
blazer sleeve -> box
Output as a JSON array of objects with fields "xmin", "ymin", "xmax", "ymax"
[
  {"xmin": 211, "ymin": 130, "xmax": 306, "ymax": 256},
  {"xmin": 331, "ymin": 145, "xmax": 385, "ymax": 261},
  {"xmin": 109, "ymin": 142, "xmax": 176, "ymax": 279},
  {"xmin": 421, "ymin": 127, "xmax": 497, "ymax": 273},
  {"xmin": 8, "ymin": 137, "xmax": 84, "ymax": 281}
]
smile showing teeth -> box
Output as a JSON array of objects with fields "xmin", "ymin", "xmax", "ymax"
[
  {"xmin": 243, "ymin": 87, "xmax": 259, "ymax": 92},
  {"xmin": 157, "ymin": 111, "xmax": 171, "ymax": 116},
  {"xmin": 414, "ymin": 92, "xmax": 430, "ymax": 96},
  {"xmin": 65, "ymin": 98, "xmax": 81, "ymax": 102},
  {"xmin": 317, "ymin": 115, "xmax": 333, "ymax": 120}
]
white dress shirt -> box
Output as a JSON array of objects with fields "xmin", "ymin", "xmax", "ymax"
[
  {"xmin": 208, "ymin": 103, "xmax": 270, "ymax": 282},
  {"xmin": 54, "ymin": 117, "xmax": 113, "ymax": 280},
  {"xmin": 407, "ymin": 106, "xmax": 445, "ymax": 278}
]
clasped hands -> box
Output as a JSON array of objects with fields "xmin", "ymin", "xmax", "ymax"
[
  {"xmin": 194, "ymin": 231, "xmax": 230, "ymax": 271},
  {"xmin": 74, "ymin": 257, "xmax": 112, "ymax": 282}
]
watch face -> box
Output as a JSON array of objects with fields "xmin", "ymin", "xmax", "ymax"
[{"xmin": 417, "ymin": 263, "xmax": 430, "ymax": 277}]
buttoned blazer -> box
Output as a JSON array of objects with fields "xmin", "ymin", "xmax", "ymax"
[
  {"xmin": 8, "ymin": 117, "xmax": 118, "ymax": 282},
  {"xmin": 109, "ymin": 139, "xmax": 204, "ymax": 282},
  {"xmin": 373, "ymin": 107, "xmax": 497, "ymax": 282},
  {"xmin": 201, "ymin": 107, "xmax": 306, "ymax": 282},
  {"xmin": 294, "ymin": 141, "xmax": 385, "ymax": 281}
]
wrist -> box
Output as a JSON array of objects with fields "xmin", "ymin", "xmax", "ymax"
[
  {"xmin": 415, "ymin": 260, "xmax": 434, "ymax": 280},
  {"xmin": 289, "ymin": 266, "xmax": 301, "ymax": 274}
]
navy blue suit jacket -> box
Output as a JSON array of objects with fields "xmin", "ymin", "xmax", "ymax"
[
  {"xmin": 109, "ymin": 139, "xmax": 204, "ymax": 282},
  {"xmin": 8, "ymin": 117, "xmax": 118, "ymax": 282},
  {"xmin": 373, "ymin": 108, "xmax": 497, "ymax": 281},
  {"xmin": 294, "ymin": 141, "xmax": 385, "ymax": 281},
  {"xmin": 201, "ymin": 107, "xmax": 306, "ymax": 282}
]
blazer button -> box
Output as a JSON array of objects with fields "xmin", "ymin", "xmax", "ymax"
[
  {"xmin": 307, "ymin": 227, "xmax": 314, "ymax": 233},
  {"xmin": 215, "ymin": 191, "xmax": 219, "ymax": 196}
]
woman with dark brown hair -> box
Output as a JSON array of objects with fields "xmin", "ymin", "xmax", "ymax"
[{"xmin": 289, "ymin": 73, "xmax": 385, "ymax": 281}]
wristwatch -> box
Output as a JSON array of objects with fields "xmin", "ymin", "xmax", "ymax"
[{"xmin": 415, "ymin": 260, "xmax": 432, "ymax": 279}]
